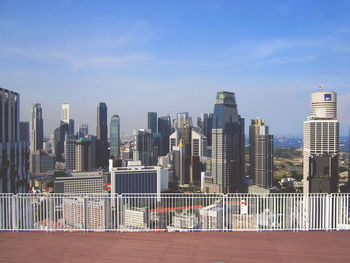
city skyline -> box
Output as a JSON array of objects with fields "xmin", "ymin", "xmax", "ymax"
[{"xmin": 0, "ymin": 0, "xmax": 349, "ymax": 136}]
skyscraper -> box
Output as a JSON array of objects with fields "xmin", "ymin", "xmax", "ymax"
[
  {"xmin": 254, "ymin": 124, "xmax": 273, "ymax": 188},
  {"xmin": 177, "ymin": 112, "xmax": 189, "ymax": 129},
  {"xmin": 1, "ymin": 87, "xmax": 30, "ymax": 193},
  {"xmin": 68, "ymin": 119, "xmax": 75, "ymax": 136},
  {"xmin": 191, "ymin": 128, "xmax": 208, "ymax": 185},
  {"xmin": 158, "ymin": 115, "xmax": 171, "ymax": 156},
  {"xmin": 198, "ymin": 113, "xmax": 213, "ymax": 146},
  {"xmin": 30, "ymin": 103, "xmax": 43, "ymax": 153},
  {"xmin": 96, "ymin": 102, "xmax": 108, "ymax": 168},
  {"xmin": 169, "ymin": 129, "xmax": 182, "ymax": 152},
  {"xmin": 249, "ymin": 118, "xmax": 265, "ymax": 180},
  {"xmin": 210, "ymin": 91, "xmax": 245, "ymax": 193},
  {"xmin": 20, "ymin": 122, "xmax": 29, "ymax": 142},
  {"xmin": 303, "ymin": 88, "xmax": 339, "ymax": 193},
  {"xmin": 110, "ymin": 115, "xmax": 121, "ymax": 158},
  {"xmin": 62, "ymin": 103, "xmax": 70, "ymax": 124},
  {"xmin": 78, "ymin": 123, "xmax": 88, "ymax": 138},
  {"xmin": 147, "ymin": 112, "xmax": 157, "ymax": 134},
  {"xmin": 76, "ymin": 137, "xmax": 95, "ymax": 172},
  {"xmin": 30, "ymin": 150, "xmax": 55, "ymax": 175},
  {"xmin": 133, "ymin": 129, "xmax": 153, "ymax": 166},
  {"xmin": 53, "ymin": 122, "xmax": 69, "ymax": 162},
  {"xmin": 191, "ymin": 128, "xmax": 208, "ymax": 157},
  {"xmin": 65, "ymin": 134, "xmax": 77, "ymax": 171}
]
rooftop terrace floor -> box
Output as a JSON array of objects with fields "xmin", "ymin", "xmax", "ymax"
[{"xmin": 0, "ymin": 231, "xmax": 349, "ymax": 262}]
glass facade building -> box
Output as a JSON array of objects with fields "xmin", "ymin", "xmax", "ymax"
[
  {"xmin": 110, "ymin": 114, "xmax": 121, "ymax": 158},
  {"xmin": 1, "ymin": 87, "xmax": 30, "ymax": 193},
  {"xmin": 158, "ymin": 115, "xmax": 171, "ymax": 156},
  {"xmin": 96, "ymin": 102, "xmax": 108, "ymax": 168},
  {"xmin": 211, "ymin": 91, "xmax": 245, "ymax": 193},
  {"xmin": 30, "ymin": 103, "xmax": 43, "ymax": 153},
  {"xmin": 147, "ymin": 112, "xmax": 157, "ymax": 134}
]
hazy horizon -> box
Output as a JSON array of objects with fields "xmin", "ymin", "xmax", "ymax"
[{"xmin": 1, "ymin": 0, "xmax": 349, "ymax": 136}]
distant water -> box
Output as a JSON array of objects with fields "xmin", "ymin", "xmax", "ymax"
[{"xmin": 245, "ymin": 136, "xmax": 349, "ymax": 152}]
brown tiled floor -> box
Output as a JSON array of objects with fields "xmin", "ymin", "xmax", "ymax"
[{"xmin": 0, "ymin": 231, "xmax": 349, "ymax": 262}]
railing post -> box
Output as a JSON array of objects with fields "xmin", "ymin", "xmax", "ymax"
[
  {"xmin": 326, "ymin": 194, "xmax": 331, "ymax": 231},
  {"xmin": 222, "ymin": 194, "xmax": 227, "ymax": 232},
  {"xmin": 302, "ymin": 194, "xmax": 307, "ymax": 231},
  {"xmin": 12, "ymin": 194, "xmax": 18, "ymax": 232},
  {"xmin": 117, "ymin": 194, "xmax": 121, "ymax": 232},
  {"xmin": 257, "ymin": 195, "xmax": 259, "ymax": 231}
]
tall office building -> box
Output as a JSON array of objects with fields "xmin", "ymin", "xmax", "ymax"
[
  {"xmin": 152, "ymin": 132, "xmax": 161, "ymax": 164},
  {"xmin": 182, "ymin": 121, "xmax": 192, "ymax": 184},
  {"xmin": 303, "ymin": 89, "xmax": 339, "ymax": 193},
  {"xmin": 191, "ymin": 128, "xmax": 207, "ymax": 185},
  {"xmin": 20, "ymin": 122, "xmax": 29, "ymax": 142},
  {"xmin": 133, "ymin": 129, "xmax": 153, "ymax": 166},
  {"xmin": 249, "ymin": 118, "xmax": 265, "ymax": 180},
  {"xmin": 61, "ymin": 103, "xmax": 75, "ymax": 136},
  {"xmin": 30, "ymin": 150, "xmax": 55, "ymax": 175},
  {"xmin": 30, "ymin": 103, "xmax": 43, "ymax": 153},
  {"xmin": 210, "ymin": 91, "xmax": 245, "ymax": 193},
  {"xmin": 172, "ymin": 143, "xmax": 185, "ymax": 185},
  {"xmin": 1, "ymin": 88, "xmax": 30, "ymax": 193},
  {"xmin": 76, "ymin": 137, "xmax": 95, "ymax": 172},
  {"xmin": 191, "ymin": 128, "xmax": 208, "ymax": 157},
  {"xmin": 65, "ymin": 134, "xmax": 77, "ymax": 171},
  {"xmin": 53, "ymin": 122, "xmax": 69, "ymax": 162},
  {"xmin": 158, "ymin": 115, "xmax": 171, "ymax": 156},
  {"xmin": 110, "ymin": 115, "xmax": 121, "ymax": 158},
  {"xmin": 254, "ymin": 125, "xmax": 273, "ymax": 188},
  {"xmin": 62, "ymin": 103, "xmax": 70, "ymax": 124},
  {"xmin": 96, "ymin": 102, "xmax": 108, "ymax": 168},
  {"xmin": 177, "ymin": 112, "xmax": 189, "ymax": 129},
  {"xmin": 78, "ymin": 123, "xmax": 88, "ymax": 138},
  {"xmin": 169, "ymin": 129, "xmax": 182, "ymax": 152},
  {"xmin": 147, "ymin": 112, "xmax": 157, "ymax": 134},
  {"xmin": 198, "ymin": 113, "xmax": 213, "ymax": 146},
  {"xmin": 68, "ymin": 119, "xmax": 75, "ymax": 136}
]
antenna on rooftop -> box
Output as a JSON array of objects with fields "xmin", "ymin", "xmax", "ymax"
[{"xmin": 318, "ymin": 84, "xmax": 323, "ymax": 92}]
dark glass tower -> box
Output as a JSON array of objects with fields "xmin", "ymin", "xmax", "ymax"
[
  {"xmin": 158, "ymin": 115, "xmax": 171, "ymax": 156},
  {"xmin": 96, "ymin": 102, "xmax": 108, "ymax": 168},
  {"xmin": 147, "ymin": 112, "xmax": 157, "ymax": 133},
  {"xmin": 1, "ymin": 88, "xmax": 30, "ymax": 193},
  {"xmin": 53, "ymin": 122, "xmax": 69, "ymax": 162},
  {"xmin": 110, "ymin": 114, "xmax": 121, "ymax": 158},
  {"xmin": 211, "ymin": 91, "xmax": 245, "ymax": 193}
]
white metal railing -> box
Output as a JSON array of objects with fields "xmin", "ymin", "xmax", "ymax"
[{"xmin": 0, "ymin": 193, "xmax": 349, "ymax": 232}]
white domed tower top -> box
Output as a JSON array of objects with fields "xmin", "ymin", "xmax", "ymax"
[{"xmin": 310, "ymin": 86, "xmax": 337, "ymax": 118}]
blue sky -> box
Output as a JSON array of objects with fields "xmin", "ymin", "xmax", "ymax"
[{"xmin": 1, "ymin": 0, "xmax": 349, "ymax": 136}]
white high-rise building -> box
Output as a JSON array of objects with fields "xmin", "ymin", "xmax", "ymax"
[
  {"xmin": 62, "ymin": 103, "xmax": 70, "ymax": 124},
  {"xmin": 169, "ymin": 129, "xmax": 182, "ymax": 152},
  {"xmin": 303, "ymin": 88, "xmax": 339, "ymax": 193},
  {"xmin": 176, "ymin": 112, "xmax": 189, "ymax": 129},
  {"xmin": 191, "ymin": 128, "xmax": 207, "ymax": 157}
]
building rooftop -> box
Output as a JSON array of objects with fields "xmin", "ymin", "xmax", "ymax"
[{"xmin": 0, "ymin": 232, "xmax": 349, "ymax": 263}]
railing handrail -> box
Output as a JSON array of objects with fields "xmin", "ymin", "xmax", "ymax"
[{"xmin": 1, "ymin": 193, "xmax": 349, "ymax": 232}]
